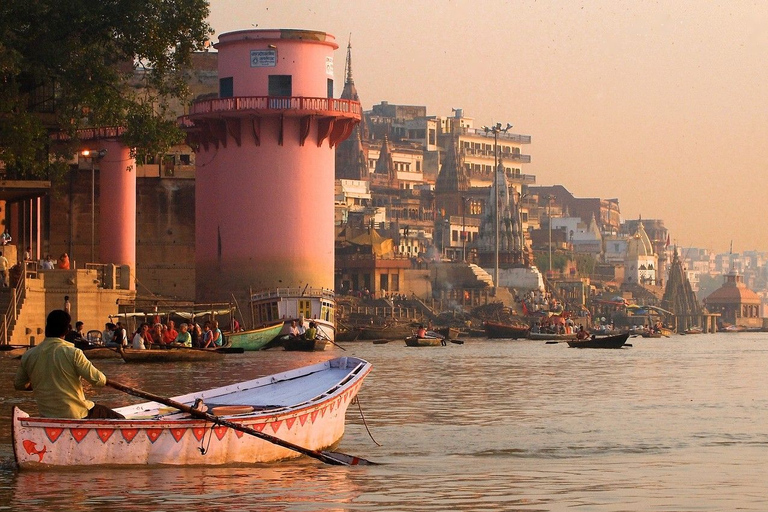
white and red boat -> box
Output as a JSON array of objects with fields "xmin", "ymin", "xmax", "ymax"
[{"xmin": 12, "ymin": 356, "xmax": 372, "ymax": 469}]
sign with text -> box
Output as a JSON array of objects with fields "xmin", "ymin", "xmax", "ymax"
[
  {"xmin": 250, "ymin": 49, "xmax": 277, "ymax": 67},
  {"xmin": 326, "ymin": 56, "xmax": 333, "ymax": 76}
]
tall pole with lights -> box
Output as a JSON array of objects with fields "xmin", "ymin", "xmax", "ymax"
[
  {"xmin": 482, "ymin": 122, "xmax": 512, "ymax": 292},
  {"xmin": 81, "ymin": 148, "xmax": 107, "ymax": 264}
]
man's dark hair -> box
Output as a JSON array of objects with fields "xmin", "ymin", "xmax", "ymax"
[
  {"xmin": 46, "ymin": 310, "xmax": 71, "ymax": 337},
  {"xmin": 75, "ymin": 321, "xmax": 84, "ymax": 329}
]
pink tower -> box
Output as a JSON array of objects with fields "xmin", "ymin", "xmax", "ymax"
[
  {"xmin": 185, "ymin": 29, "xmax": 361, "ymax": 303},
  {"xmin": 78, "ymin": 129, "xmax": 136, "ymax": 290}
]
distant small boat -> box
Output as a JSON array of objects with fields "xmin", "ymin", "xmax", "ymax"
[
  {"xmin": 641, "ymin": 331, "xmax": 662, "ymax": 338},
  {"xmin": 567, "ymin": 332, "xmax": 630, "ymax": 349},
  {"xmin": 405, "ymin": 335, "xmax": 445, "ymax": 347},
  {"xmin": 683, "ymin": 327, "xmax": 703, "ymax": 335},
  {"xmin": 228, "ymin": 322, "xmax": 284, "ymax": 351},
  {"xmin": 120, "ymin": 347, "xmax": 225, "ymax": 363},
  {"xmin": 483, "ymin": 321, "xmax": 530, "ymax": 339}
]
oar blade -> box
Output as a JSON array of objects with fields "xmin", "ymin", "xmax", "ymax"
[{"xmin": 322, "ymin": 451, "xmax": 377, "ymax": 465}]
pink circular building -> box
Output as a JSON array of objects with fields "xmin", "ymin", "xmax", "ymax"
[{"xmin": 184, "ymin": 29, "xmax": 361, "ymax": 304}]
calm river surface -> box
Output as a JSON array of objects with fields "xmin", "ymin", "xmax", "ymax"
[{"xmin": 2, "ymin": 333, "xmax": 768, "ymax": 511}]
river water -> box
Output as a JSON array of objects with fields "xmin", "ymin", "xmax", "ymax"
[{"xmin": 1, "ymin": 333, "xmax": 768, "ymax": 511}]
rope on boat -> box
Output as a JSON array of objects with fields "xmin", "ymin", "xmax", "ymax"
[{"xmin": 354, "ymin": 396, "xmax": 381, "ymax": 447}]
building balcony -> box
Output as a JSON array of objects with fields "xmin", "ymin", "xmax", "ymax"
[
  {"xmin": 184, "ymin": 96, "xmax": 362, "ymax": 121},
  {"xmin": 460, "ymin": 126, "xmax": 532, "ymax": 144},
  {"xmin": 180, "ymin": 96, "xmax": 361, "ymax": 150}
]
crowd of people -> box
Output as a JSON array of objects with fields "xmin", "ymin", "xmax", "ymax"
[{"xmin": 99, "ymin": 319, "xmax": 225, "ymax": 350}]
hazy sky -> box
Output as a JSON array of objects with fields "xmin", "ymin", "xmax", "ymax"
[{"xmin": 208, "ymin": 1, "xmax": 768, "ymax": 253}]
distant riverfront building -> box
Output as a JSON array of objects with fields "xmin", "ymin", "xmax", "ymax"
[{"xmin": 704, "ymin": 268, "xmax": 762, "ymax": 329}]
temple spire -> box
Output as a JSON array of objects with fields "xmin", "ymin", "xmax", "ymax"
[{"xmin": 344, "ymin": 35, "xmax": 354, "ymax": 85}]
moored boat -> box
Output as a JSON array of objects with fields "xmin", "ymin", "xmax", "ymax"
[
  {"xmin": 120, "ymin": 347, "xmax": 226, "ymax": 363},
  {"xmin": 405, "ymin": 335, "xmax": 445, "ymax": 347},
  {"xmin": 13, "ymin": 356, "xmax": 372, "ymax": 469},
  {"xmin": 483, "ymin": 321, "xmax": 530, "ymax": 339},
  {"xmin": 566, "ymin": 332, "xmax": 630, "ymax": 349},
  {"xmin": 228, "ymin": 322, "xmax": 284, "ymax": 351},
  {"xmin": 249, "ymin": 287, "xmax": 336, "ymax": 341}
]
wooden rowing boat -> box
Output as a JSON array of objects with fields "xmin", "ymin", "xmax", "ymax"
[
  {"xmin": 120, "ymin": 347, "xmax": 225, "ymax": 362},
  {"xmin": 12, "ymin": 356, "xmax": 372, "ymax": 468},
  {"xmin": 227, "ymin": 322, "xmax": 284, "ymax": 351},
  {"xmin": 566, "ymin": 332, "xmax": 630, "ymax": 349},
  {"xmin": 405, "ymin": 335, "xmax": 445, "ymax": 347},
  {"xmin": 483, "ymin": 321, "xmax": 530, "ymax": 339},
  {"xmin": 82, "ymin": 347, "xmax": 122, "ymax": 359},
  {"xmin": 0, "ymin": 345, "xmax": 28, "ymax": 358},
  {"xmin": 278, "ymin": 335, "xmax": 329, "ymax": 352}
]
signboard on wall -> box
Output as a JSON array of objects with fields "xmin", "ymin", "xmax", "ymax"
[
  {"xmin": 326, "ymin": 56, "xmax": 333, "ymax": 76},
  {"xmin": 250, "ymin": 49, "xmax": 277, "ymax": 67}
]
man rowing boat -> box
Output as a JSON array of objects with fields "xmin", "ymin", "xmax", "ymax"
[{"xmin": 14, "ymin": 309, "xmax": 124, "ymax": 419}]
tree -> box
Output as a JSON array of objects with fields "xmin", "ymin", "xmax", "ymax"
[{"xmin": 0, "ymin": 0, "xmax": 212, "ymax": 180}]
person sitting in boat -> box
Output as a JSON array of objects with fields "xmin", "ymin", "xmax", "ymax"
[
  {"xmin": 13, "ymin": 309, "xmax": 125, "ymax": 419},
  {"xmin": 416, "ymin": 325, "xmax": 427, "ymax": 338},
  {"xmin": 65, "ymin": 321, "xmax": 86, "ymax": 345},
  {"xmin": 296, "ymin": 318, "xmax": 307, "ymax": 336},
  {"xmin": 132, "ymin": 323, "xmax": 151, "ymax": 350},
  {"xmin": 576, "ymin": 325, "xmax": 590, "ymax": 340},
  {"xmin": 289, "ymin": 320, "xmax": 300, "ymax": 337},
  {"xmin": 173, "ymin": 323, "xmax": 192, "ymax": 347},
  {"xmin": 304, "ymin": 321, "xmax": 317, "ymax": 341},
  {"xmin": 151, "ymin": 323, "xmax": 164, "ymax": 348},
  {"xmin": 102, "ymin": 322, "xmax": 115, "ymax": 346},
  {"xmin": 112, "ymin": 322, "xmax": 128, "ymax": 348},
  {"xmin": 162, "ymin": 320, "xmax": 178, "ymax": 345},
  {"xmin": 203, "ymin": 320, "xmax": 223, "ymax": 348}
]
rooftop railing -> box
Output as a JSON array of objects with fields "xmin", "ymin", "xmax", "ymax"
[{"xmin": 189, "ymin": 96, "xmax": 362, "ymax": 117}]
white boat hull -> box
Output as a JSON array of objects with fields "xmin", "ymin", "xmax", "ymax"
[{"xmin": 13, "ymin": 357, "xmax": 371, "ymax": 468}]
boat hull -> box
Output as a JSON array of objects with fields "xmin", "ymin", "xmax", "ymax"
[
  {"xmin": 405, "ymin": 336, "xmax": 444, "ymax": 347},
  {"xmin": 120, "ymin": 347, "xmax": 225, "ymax": 363},
  {"xmin": 527, "ymin": 332, "xmax": 577, "ymax": 341},
  {"xmin": 567, "ymin": 332, "xmax": 630, "ymax": 349},
  {"xmin": 280, "ymin": 336, "xmax": 329, "ymax": 351},
  {"xmin": 13, "ymin": 356, "xmax": 372, "ymax": 468},
  {"xmin": 483, "ymin": 322, "xmax": 530, "ymax": 339},
  {"xmin": 228, "ymin": 322, "xmax": 284, "ymax": 351}
]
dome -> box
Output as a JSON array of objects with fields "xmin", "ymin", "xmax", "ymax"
[{"xmin": 626, "ymin": 222, "xmax": 654, "ymax": 258}]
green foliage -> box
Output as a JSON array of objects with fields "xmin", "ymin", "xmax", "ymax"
[
  {"xmin": 534, "ymin": 251, "xmax": 568, "ymax": 273},
  {"xmin": 0, "ymin": 0, "xmax": 212, "ymax": 179}
]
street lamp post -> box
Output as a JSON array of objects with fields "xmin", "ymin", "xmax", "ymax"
[
  {"xmin": 547, "ymin": 195, "xmax": 553, "ymax": 275},
  {"xmin": 461, "ymin": 196, "xmax": 467, "ymax": 263},
  {"xmin": 482, "ymin": 122, "xmax": 512, "ymax": 292},
  {"xmin": 81, "ymin": 149, "xmax": 107, "ymax": 264}
]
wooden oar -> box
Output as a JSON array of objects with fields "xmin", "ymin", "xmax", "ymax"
[{"xmin": 106, "ymin": 379, "xmax": 375, "ymax": 466}]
